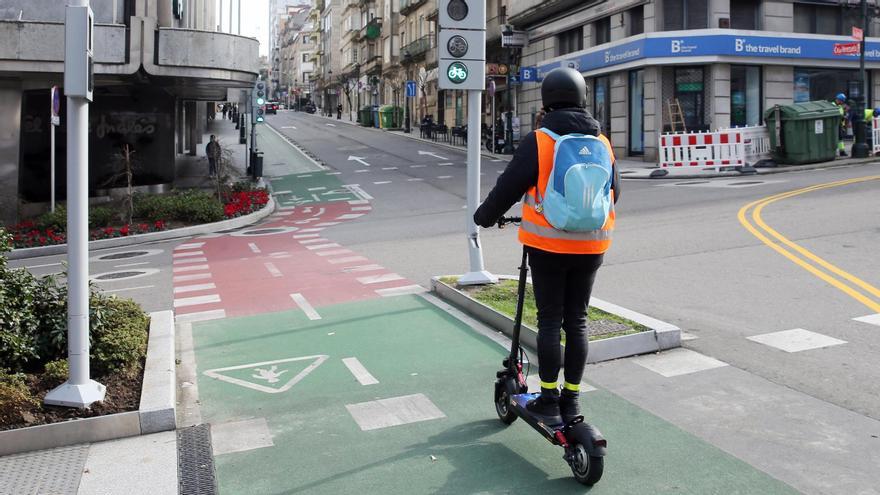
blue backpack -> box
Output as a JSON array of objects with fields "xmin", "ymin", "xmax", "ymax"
[{"xmin": 535, "ymin": 128, "xmax": 614, "ymax": 232}]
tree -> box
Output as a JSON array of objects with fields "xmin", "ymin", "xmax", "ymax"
[
  {"xmin": 338, "ymin": 74, "xmax": 356, "ymax": 121},
  {"xmin": 100, "ymin": 143, "xmax": 139, "ymax": 225}
]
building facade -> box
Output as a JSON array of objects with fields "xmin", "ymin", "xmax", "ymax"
[
  {"xmin": 512, "ymin": 0, "xmax": 880, "ymax": 161},
  {"xmin": 0, "ymin": 0, "xmax": 258, "ymax": 225}
]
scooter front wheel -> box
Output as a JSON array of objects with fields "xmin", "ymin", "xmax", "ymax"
[
  {"xmin": 494, "ymin": 380, "xmax": 518, "ymax": 425},
  {"xmin": 568, "ymin": 442, "xmax": 603, "ymax": 486}
]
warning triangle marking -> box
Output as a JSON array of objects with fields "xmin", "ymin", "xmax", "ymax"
[{"xmin": 203, "ymin": 355, "xmax": 329, "ymax": 394}]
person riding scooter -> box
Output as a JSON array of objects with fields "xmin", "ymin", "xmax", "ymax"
[{"xmin": 474, "ymin": 67, "xmax": 620, "ymax": 423}]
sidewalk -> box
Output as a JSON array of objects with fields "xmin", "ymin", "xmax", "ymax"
[{"xmin": 174, "ymin": 115, "xmax": 250, "ymax": 190}]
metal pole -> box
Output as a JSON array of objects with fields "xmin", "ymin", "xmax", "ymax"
[
  {"xmin": 491, "ymin": 88, "xmax": 496, "ymax": 153},
  {"xmin": 45, "ymin": 0, "xmax": 105, "ymax": 408},
  {"xmin": 237, "ymin": 0, "xmax": 241, "ymax": 34},
  {"xmin": 458, "ymin": 89, "xmax": 497, "ymax": 286},
  {"xmin": 219, "ymin": 0, "xmax": 223, "ymax": 32},
  {"xmin": 50, "ymin": 119, "xmax": 56, "ymax": 212},
  {"xmin": 853, "ymin": 0, "xmax": 871, "ymax": 158}
]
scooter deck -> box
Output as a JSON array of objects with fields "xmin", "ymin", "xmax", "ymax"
[{"xmin": 511, "ymin": 393, "xmax": 566, "ymax": 433}]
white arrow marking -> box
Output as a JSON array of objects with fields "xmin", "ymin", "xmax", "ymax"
[
  {"xmin": 326, "ymin": 123, "xmax": 337, "ymax": 127},
  {"xmin": 418, "ymin": 150, "xmax": 449, "ymax": 160},
  {"xmin": 348, "ymin": 155, "xmax": 371, "ymax": 167}
]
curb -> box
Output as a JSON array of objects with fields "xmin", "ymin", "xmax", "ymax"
[
  {"xmin": 0, "ymin": 311, "xmax": 177, "ymax": 456},
  {"xmin": 430, "ymin": 276, "xmax": 680, "ymax": 363},
  {"xmin": 622, "ymin": 157, "xmax": 879, "ymax": 180},
  {"xmin": 6, "ymin": 196, "xmax": 276, "ymax": 261}
]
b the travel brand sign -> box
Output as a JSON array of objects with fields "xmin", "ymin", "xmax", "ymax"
[{"xmin": 538, "ymin": 31, "xmax": 880, "ymax": 75}]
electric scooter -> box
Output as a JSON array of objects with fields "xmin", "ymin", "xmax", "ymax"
[{"xmin": 493, "ymin": 216, "xmax": 607, "ymax": 486}]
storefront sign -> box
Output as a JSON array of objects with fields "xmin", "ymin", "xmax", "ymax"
[
  {"xmin": 537, "ymin": 31, "xmax": 880, "ymax": 76},
  {"xmin": 520, "ymin": 67, "xmax": 539, "ymax": 83},
  {"xmin": 833, "ymin": 42, "xmax": 861, "ymax": 56}
]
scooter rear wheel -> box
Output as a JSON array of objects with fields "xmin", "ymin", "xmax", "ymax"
[
  {"xmin": 568, "ymin": 442, "xmax": 603, "ymax": 486},
  {"xmin": 494, "ymin": 381, "xmax": 518, "ymax": 425}
]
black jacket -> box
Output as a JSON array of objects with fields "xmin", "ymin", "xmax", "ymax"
[{"xmin": 473, "ymin": 107, "xmax": 621, "ymax": 228}]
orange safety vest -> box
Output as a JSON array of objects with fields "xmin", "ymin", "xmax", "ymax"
[{"xmin": 519, "ymin": 131, "xmax": 616, "ymax": 254}]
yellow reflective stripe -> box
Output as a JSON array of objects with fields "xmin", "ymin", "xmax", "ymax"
[
  {"xmin": 520, "ymin": 218, "xmax": 612, "ymax": 241},
  {"xmin": 523, "ymin": 193, "xmax": 538, "ymax": 207},
  {"xmin": 540, "ymin": 380, "xmax": 558, "ymax": 390},
  {"xmin": 562, "ymin": 382, "xmax": 580, "ymax": 392}
]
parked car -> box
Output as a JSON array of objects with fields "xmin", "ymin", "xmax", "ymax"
[{"xmin": 266, "ymin": 102, "xmax": 279, "ymax": 114}]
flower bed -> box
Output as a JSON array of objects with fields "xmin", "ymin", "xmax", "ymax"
[
  {"xmin": 9, "ymin": 220, "xmax": 167, "ymax": 249},
  {"xmin": 222, "ymin": 189, "xmax": 270, "ymax": 218}
]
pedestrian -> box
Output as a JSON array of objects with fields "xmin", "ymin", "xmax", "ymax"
[
  {"xmin": 337, "ymin": 103, "xmax": 343, "ymax": 120},
  {"xmin": 473, "ymin": 67, "xmax": 621, "ymax": 423},
  {"xmin": 834, "ymin": 93, "xmax": 849, "ymax": 157},
  {"xmin": 222, "ymin": 104, "xmax": 228, "ymax": 120},
  {"xmin": 206, "ymin": 134, "xmax": 221, "ymax": 177}
]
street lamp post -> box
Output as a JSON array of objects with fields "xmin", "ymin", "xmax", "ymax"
[{"xmin": 852, "ymin": 0, "xmax": 871, "ymax": 158}]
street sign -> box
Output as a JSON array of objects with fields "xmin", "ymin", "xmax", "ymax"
[
  {"xmin": 487, "ymin": 79, "xmax": 495, "ymax": 97},
  {"xmin": 853, "ymin": 26, "xmax": 864, "ymax": 42},
  {"xmin": 405, "ymin": 80, "xmax": 417, "ymax": 97},
  {"xmin": 520, "ymin": 67, "xmax": 538, "ymax": 83},
  {"xmin": 501, "ymin": 30, "xmax": 528, "ymax": 48},
  {"xmin": 834, "ymin": 42, "xmax": 861, "ymax": 56},
  {"xmin": 50, "ymin": 86, "xmax": 61, "ymax": 126},
  {"xmin": 508, "ymin": 74, "xmax": 521, "ymax": 86}
]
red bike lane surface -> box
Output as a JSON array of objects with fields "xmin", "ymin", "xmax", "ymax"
[{"xmin": 171, "ymin": 199, "xmax": 423, "ymax": 321}]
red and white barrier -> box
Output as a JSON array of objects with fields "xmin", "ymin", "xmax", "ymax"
[
  {"xmin": 872, "ymin": 117, "xmax": 880, "ymax": 155},
  {"xmin": 658, "ymin": 130, "xmax": 745, "ymax": 172}
]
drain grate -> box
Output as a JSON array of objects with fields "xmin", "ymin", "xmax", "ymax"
[
  {"xmin": 674, "ymin": 181, "xmax": 710, "ymax": 185},
  {"xmin": 178, "ymin": 424, "xmax": 218, "ymax": 495},
  {"xmin": 728, "ymin": 181, "xmax": 764, "ymax": 186}
]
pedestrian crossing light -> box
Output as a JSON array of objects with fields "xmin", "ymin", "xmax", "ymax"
[{"xmin": 438, "ymin": 0, "xmax": 485, "ymax": 90}]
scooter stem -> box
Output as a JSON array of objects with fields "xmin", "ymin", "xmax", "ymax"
[{"xmin": 508, "ymin": 247, "xmax": 529, "ymax": 367}]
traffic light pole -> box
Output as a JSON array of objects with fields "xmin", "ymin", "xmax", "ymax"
[{"xmin": 852, "ymin": 0, "xmax": 870, "ymax": 158}]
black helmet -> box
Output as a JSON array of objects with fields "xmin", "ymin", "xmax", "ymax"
[{"xmin": 541, "ymin": 68, "xmax": 587, "ymax": 110}]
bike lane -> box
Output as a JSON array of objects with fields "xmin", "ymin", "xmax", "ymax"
[{"xmin": 179, "ymin": 173, "xmax": 798, "ymax": 494}]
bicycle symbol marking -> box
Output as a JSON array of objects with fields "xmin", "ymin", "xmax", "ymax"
[{"xmin": 447, "ymin": 62, "xmax": 468, "ymax": 83}]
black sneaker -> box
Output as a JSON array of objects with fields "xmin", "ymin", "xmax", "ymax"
[
  {"xmin": 560, "ymin": 390, "xmax": 581, "ymax": 424},
  {"xmin": 526, "ymin": 390, "xmax": 561, "ymax": 421}
]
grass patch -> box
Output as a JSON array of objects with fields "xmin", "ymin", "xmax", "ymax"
[{"xmin": 441, "ymin": 277, "xmax": 649, "ymax": 341}]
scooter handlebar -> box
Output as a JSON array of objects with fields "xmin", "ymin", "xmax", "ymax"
[{"xmin": 497, "ymin": 216, "xmax": 522, "ymax": 228}]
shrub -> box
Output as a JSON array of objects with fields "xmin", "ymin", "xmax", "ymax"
[
  {"xmin": 89, "ymin": 206, "xmax": 116, "ymax": 228},
  {"xmin": 36, "ymin": 206, "xmax": 67, "ymax": 231},
  {"xmin": 134, "ymin": 190, "xmax": 224, "ymax": 224},
  {"xmin": 89, "ymin": 295, "xmax": 149, "ymax": 375},
  {"xmin": 0, "ymin": 370, "xmax": 39, "ymax": 424},
  {"xmin": 42, "ymin": 359, "xmax": 69, "ymax": 386}
]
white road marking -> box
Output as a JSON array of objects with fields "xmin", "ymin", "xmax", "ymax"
[
  {"xmin": 302, "ymin": 207, "xmax": 313, "ymax": 213},
  {"xmin": 342, "ymin": 357, "xmax": 379, "ymax": 386},
  {"xmin": 418, "ymin": 150, "xmax": 449, "ymax": 160},
  {"xmin": 346, "ymin": 393, "xmax": 445, "ymax": 431},
  {"xmin": 853, "ymin": 314, "xmax": 880, "ymax": 327},
  {"xmin": 354, "ymin": 169, "xmax": 370, "ymax": 173},
  {"xmin": 407, "ymin": 178, "xmax": 424, "ymax": 182},
  {"xmin": 680, "ymin": 331, "xmax": 699, "ymax": 341},
  {"xmin": 176, "ymin": 242, "xmax": 205, "ymax": 250},
  {"xmin": 348, "ymin": 199, "xmax": 370, "ymax": 205},
  {"xmin": 175, "ymin": 309, "xmax": 226, "ymax": 323},
  {"xmin": 203, "ymin": 355, "xmax": 328, "ymax": 394},
  {"xmin": 106, "ymin": 285, "xmax": 155, "ymax": 293},
  {"xmin": 264, "ymin": 262, "xmax": 283, "ymax": 277},
  {"xmin": 173, "ymin": 264, "xmax": 210, "ymax": 273},
  {"xmin": 294, "ymin": 218, "xmax": 320, "ymax": 224},
  {"xmin": 410, "ymin": 164, "xmax": 426, "ymax": 168},
  {"xmin": 174, "ymin": 294, "xmax": 221, "ymax": 308},
  {"xmin": 312, "ymin": 207, "xmax": 326, "ymax": 217},
  {"xmin": 357, "ymin": 273, "xmax": 404, "ymax": 285},
  {"xmin": 25, "ymin": 262, "xmax": 62, "ymax": 269},
  {"xmin": 351, "ymin": 206, "xmax": 372, "ymax": 211},
  {"xmin": 269, "ymin": 252, "xmax": 292, "ymax": 259},
  {"xmin": 290, "ymin": 293, "xmax": 321, "ymax": 320},
  {"xmin": 747, "ymin": 329, "xmax": 847, "ymax": 353},
  {"xmin": 342, "ymin": 264, "xmax": 384, "ymax": 273},
  {"xmin": 298, "ymin": 238, "xmax": 328, "ymax": 244},
  {"xmin": 211, "ymin": 418, "xmax": 275, "ymax": 456},
  {"xmin": 173, "ymin": 257, "xmax": 208, "ymax": 265},
  {"xmin": 326, "ymin": 123, "xmax": 336, "ymax": 127},
  {"xmin": 278, "ymin": 206, "xmax": 296, "ymax": 211},
  {"xmin": 316, "ymin": 249, "xmax": 353, "ymax": 257},
  {"xmin": 248, "ymin": 243, "xmax": 261, "ymax": 254},
  {"xmin": 273, "ymin": 211, "xmax": 294, "ymax": 216},
  {"xmin": 315, "ymin": 222, "xmax": 342, "ymax": 227},
  {"xmin": 634, "ymin": 348, "xmax": 728, "ymax": 377},
  {"xmin": 344, "ymin": 184, "xmax": 373, "ymax": 200},
  {"xmin": 373, "ymin": 181, "xmax": 391, "ymax": 185},
  {"xmin": 375, "ymin": 285, "xmax": 427, "ymax": 297},
  {"xmin": 272, "ymin": 190, "xmax": 293, "ymax": 195},
  {"xmin": 336, "ymin": 213, "xmax": 365, "ymax": 220},
  {"xmin": 174, "ymin": 283, "xmax": 217, "ymax": 294},
  {"xmin": 308, "ymin": 187, "xmax": 326, "ymax": 191},
  {"xmin": 306, "ymin": 243, "xmax": 342, "ymax": 250},
  {"xmin": 327, "ymin": 256, "xmax": 368, "ymax": 264},
  {"xmin": 293, "ymin": 233, "xmax": 321, "ymax": 239},
  {"xmin": 299, "ymin": 228, "xmax": 325, "ymax": 233},
  {"xmin": 281, "ymin": 126, "xmax": 297, "ymax": 129},
  {"xmin": 326, "ymin": 171, "xmax": 342, "ymax": 175},
  {"xmin": 173, "ymin": 251, "xmax": 204, "ymax": 258},
  {"xmin": 381, "ymin": 167, "xmax": 398, "ymax": 170},
  {"xmin": 114, "ymin": 261, "xmax": 151, "ymax": 268},
  {"xmin": 173, "ymin": 273, "xmax": 212, "ymax": 283},
  {"xmin": 437, "ymin": 176, "xmax": 452, "ymax": 179},
  {"xmin": 438, "ymin": 162, "xmax": 453, "ymax": 166}
]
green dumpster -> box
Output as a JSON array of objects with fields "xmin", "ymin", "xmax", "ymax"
[
  {"xmin": 379, "ymin": 105, "xmax": 395, "ymax": 128},
  {"xmin": 359, "ymin": 106, "xmax": 373, "ymax": 127},
  {"xmin": 764, "ymin": 101, "xmax": 840, "ymax": 165}
]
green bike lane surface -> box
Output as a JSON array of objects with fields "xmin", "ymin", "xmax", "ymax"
[
  {"xmin": 267, "ymin": 171, "xmax": 362, "ymax": 208},
  {"xmin": 191, "ymin": 295, "xmax": 797, "ymax": 495}
]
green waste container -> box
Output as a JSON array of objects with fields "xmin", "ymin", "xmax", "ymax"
[
  {"xmin": 764, "ymin": 101, "xmax": 840, "ymax": 165},
  {"xmin": 359, "ymin": 106, "xmax": 373, "ymax": 127},
  {"xmin": 380, "ymin": 105, "xmax": 404, "ymax": 128}
]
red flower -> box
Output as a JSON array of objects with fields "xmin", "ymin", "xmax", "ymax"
[
  {"xmin": 119, "ymin": 225, "xmax": 130, "ymax": 236},
  {"xmin": 154, "ymin": 220, "xmax": 166, "ymax": 230}
]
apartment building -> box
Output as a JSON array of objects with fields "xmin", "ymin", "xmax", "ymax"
[
  {"xmin": 314, "ymin": 0, "xmax": 344, "ymax": 115},
  {"xmin": 281, "ymin": 17, "xmax": 317, "ymax": 109},
  {"xmin": 399, "ymin": 0, "xmax": 438, "ymax": 124},
  {"xmin": 0, "ymin": 0, "xmax": 258, "ymax": 225},
  {"xmin": 271, "ymin": 5, "xmax": 311, "ymax": 100},
  {"xmin": 511, "ymin": 0, "xmax": 880, "ymax": 161}
]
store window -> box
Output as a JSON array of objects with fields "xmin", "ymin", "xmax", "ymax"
[
  {"xmin": 595, "ymin": 17, "xmax": 611, "ymax": 46},
  {"xmin": 593, "ymin": 76, "xmax": 611, "ymax": 136},
  {"xmin": 557, "ymin": 26, "xmax": 584, "ymax": 56},
  {"xmin": 674, "ymin": 67, "xmax": 706, "ymax": 131},
  {"xmin": 731, "ymin": 0, "xmax": 760, "ymax": 30},
  {"xmin": 731, "ymin": 66, "xmax": 762, "ymax": 127},
  {"xmin": 629, "ymin": 6, "xmax": 644, "ymax": 36},
  {"xmin": 629, "ymin": 69, "xmax": 645, "ymax": 155},
  {"xmin": 664, "ymin": 0, "xmax": 708, "ymax": 31},
  {"xmin": 793, "ymin": 68, "xmax": 870, "ymax": 104}
]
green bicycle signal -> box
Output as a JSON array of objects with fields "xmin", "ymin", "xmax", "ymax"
[{"xmin": 447, "ymin": 62, "xmax": 468, "ymax": 84}]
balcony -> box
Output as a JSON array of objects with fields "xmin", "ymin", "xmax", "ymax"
[
  {"xmin": 156, "ymin": 28, "xmax": 259, "ymax": 76},
  {"xmin": 401, "ymin": 35, "xmax": 431, "ymax": 63},
  {"xmin": 360, "ymin": 17, "xmax": 382, "ymax": 40},
  {"xmin": 361, "ymin": 54, "xmax": 383, "ymax": 74},
  {"xmin": 400, "ymin": 0, "xmax": 427, "ymax": 16}
]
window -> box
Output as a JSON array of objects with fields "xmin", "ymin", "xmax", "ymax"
[
  {"xmin": 730, "ymin": 0, "xmax": 760, "ymax": 30},
  {"xmin": 794, "ymin": 4, "xmax": 841, "ymax": 35},
  {"xmin": 629, "ymin": 6, "xmax": 644, "ymax": 36},
  {"xmin": 629, "ymin": 69, "xmax": 644, "ymax": 154},
  {"xmin": 674, "ymin": 67, "xmax": 706, "ymax": 131},
  {"xmin": 303, "ymin": 35, "xmax": 312, "ymax": 44},
  {"xmin": 303, "ymin": 53, "xmax": 310, "ymax": 62},
  {"xmin": 595, "ymin": 17, "xmax": 610, "ymax": 46},
  {"xmin": 664, "ymin": 0, "xmax": 707, "ymax": 30},
  {"xmin": 730, "ymin": 66, "xmax": 762, "ymax": 126},
  {"xmin": 794, "ymin": 67, "xmax": 871, "ymax": 104},
  {"xmin": 557, "ymin": 26, "xmax": 583, "ymax": 56},
  {"xmin": 593, "ymin": 76, "xmax": 611, "ymax": 135}
]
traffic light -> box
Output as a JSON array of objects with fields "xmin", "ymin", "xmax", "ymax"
[
  {"xmin": 253, "ymin": 80, "xmax": 266, "ymax": 107},
  {"xmin": 438, "ymin": 0, "xmax": 485, "ymax": 91},
  {"xmin": 256, "ymin": 105, "xmax": 265, "ymax": 123},
  {"xmin": 252, "ymin": 80, "xmax": 267, "ymax": 124}
]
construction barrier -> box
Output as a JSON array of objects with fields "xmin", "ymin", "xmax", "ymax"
[
  {"xmin": 737, "ymin": 125, "xmax": 772, "ymax": 165},
  {"xmin": 872, "ymin": 117, "xmax": 880, "ymax": 155},
  {"xmin": 658, "ymin": 130, "xmax": 745, "ymax": 171}
]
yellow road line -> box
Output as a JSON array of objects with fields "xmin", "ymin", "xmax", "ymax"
[{"xmin": 738, "ymin": 176, "xmax": 880, "ymax": 313}]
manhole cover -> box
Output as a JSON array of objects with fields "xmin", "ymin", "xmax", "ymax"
[
  {"xmin": 91, "ymin": 248, "xmax": 163, "ymax": 262},
  {"xmin": 231, "ymin": 226, "xmax": 300, "ymax": 237},
  {"xmin": 90, "ymin": 268, "xmax": 160, "ymax": 282},
  {"xmin": 728, "ymin": 181, "xmax": 764, "ymax": 186}
]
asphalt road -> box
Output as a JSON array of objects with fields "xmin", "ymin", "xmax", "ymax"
[{"xmin": 268, "ymin": 110, "xmax": 880, "ymax": 423}]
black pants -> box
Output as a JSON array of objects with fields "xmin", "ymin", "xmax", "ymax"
[{"xmin": 527, "ymin": 246, "xmax": 603, "ymax": 389}]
